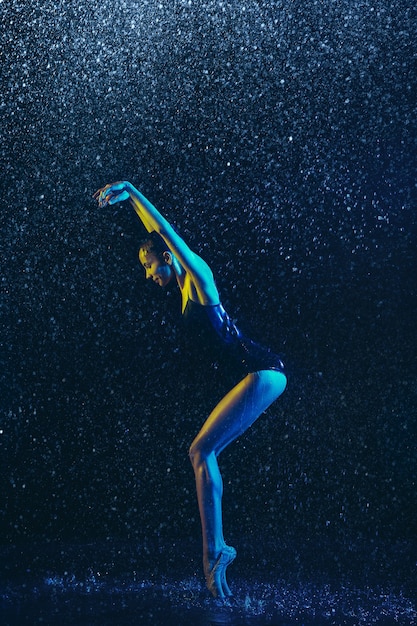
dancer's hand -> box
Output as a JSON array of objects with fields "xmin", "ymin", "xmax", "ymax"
[{"xmin": 93, "ymin": 182, "xmax": 131, "ymax": 207}]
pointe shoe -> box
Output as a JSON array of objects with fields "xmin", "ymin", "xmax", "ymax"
[{"xmin": 206, "ymin": 545, "xmax": 236, "ymax": 599}]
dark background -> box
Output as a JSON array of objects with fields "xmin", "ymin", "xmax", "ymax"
[{"xmin": 1, "ymin": 0, "xmax": 416, "ymax": 595}]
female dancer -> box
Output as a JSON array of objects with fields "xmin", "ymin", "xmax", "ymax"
[{"xmin": 94, "ymin": 181, "xmax": 287, "ymax": 599}]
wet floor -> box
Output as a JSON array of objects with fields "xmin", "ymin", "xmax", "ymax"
[
  {"xmin": 2, "ymin": 577, "xmax": 415, "ymax": 626},
  {"xmin": 1, "ymin": 541, "xmax": 416, "ymax": 626}
]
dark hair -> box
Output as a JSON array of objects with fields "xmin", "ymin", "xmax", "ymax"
[{"xmin": 138, "ymin": 231, "xmax": 169, "ymax": 260}]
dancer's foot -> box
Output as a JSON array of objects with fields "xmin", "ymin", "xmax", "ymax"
[{"xmin": 205, "ymin": 545, "xmax": 236, "ymax": 599}]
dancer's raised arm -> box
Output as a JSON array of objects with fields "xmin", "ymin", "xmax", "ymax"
[
  {"xmin": 94, "ymin": 180, "xmax": 169, "ymax": 233},
  {"xmin": 94, "ymin": 181, "xmax": 218, "ymax": 303}
]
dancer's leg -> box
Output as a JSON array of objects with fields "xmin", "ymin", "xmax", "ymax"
[{"xmin": 189, "ymin": 370, "xmax": 286, "ymax": 597}]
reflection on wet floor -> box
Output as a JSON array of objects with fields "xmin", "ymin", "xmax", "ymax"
[
  {"xmin": 2, "ymin": 573, "xmax": 416, "ymax": 626},
  {"xmin": 1, "ymin": 539, "xmax": 416, "ymax": 625}
]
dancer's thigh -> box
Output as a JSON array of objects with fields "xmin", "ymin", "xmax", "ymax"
[{"xmin": 191, "ymin": 370, "xmax": 286, "ymax": 457}]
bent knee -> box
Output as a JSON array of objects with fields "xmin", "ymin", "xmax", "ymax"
[
  {"xmin": 189, "ymin": 439, "xmax": 212, "ymax": 469},
  {"xmin": 188, "ymin": 441, "xmax": 201, "ymax": 468}
]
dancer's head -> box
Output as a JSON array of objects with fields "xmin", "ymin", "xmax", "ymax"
[{"xmin": 138, "ymin": 232, "xmax": 174, "ymax": 287}]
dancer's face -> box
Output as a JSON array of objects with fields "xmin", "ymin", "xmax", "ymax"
[{"xmin": 139, "ymin": 248, "xmax": 173, "ymax": 287}]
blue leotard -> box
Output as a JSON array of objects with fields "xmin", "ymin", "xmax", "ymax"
[{"xmin": 182, "ymin": 299, "xmax": 285, "ymax": 378}]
